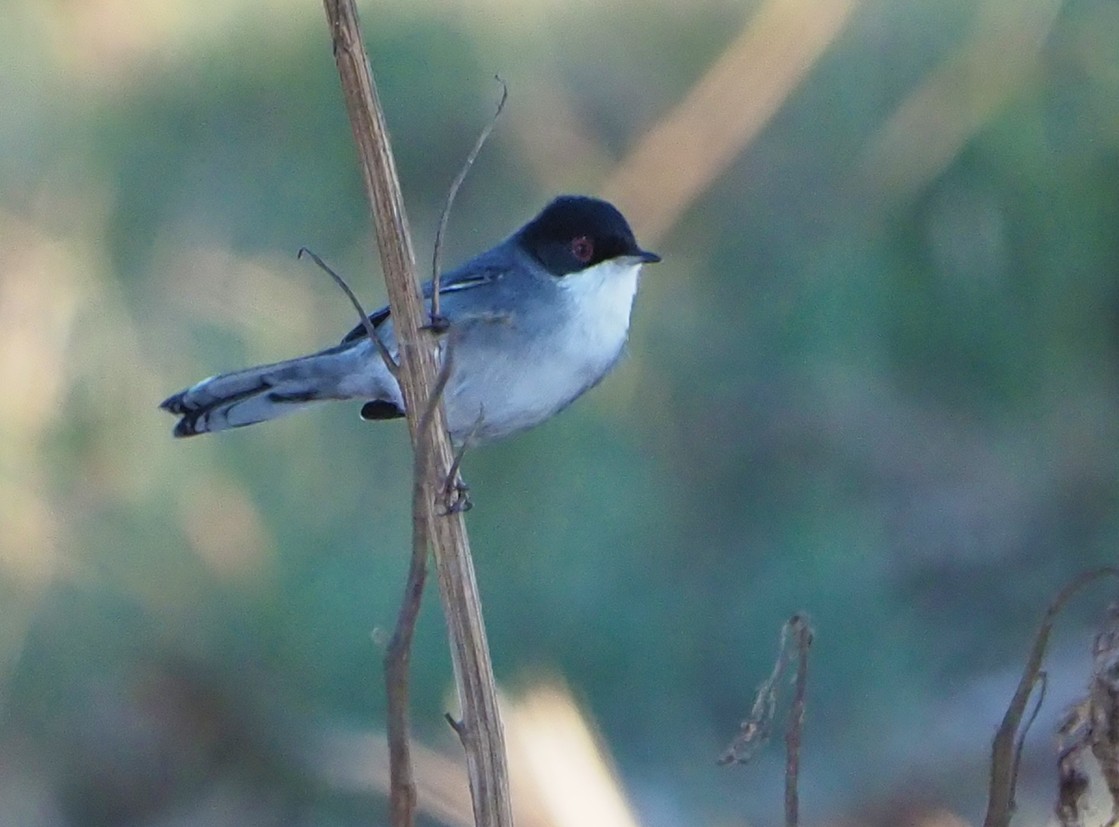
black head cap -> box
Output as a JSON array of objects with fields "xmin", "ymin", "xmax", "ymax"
[{"xmin": 518, "ymin": 195, "xmax": 661, "ymax": 277}]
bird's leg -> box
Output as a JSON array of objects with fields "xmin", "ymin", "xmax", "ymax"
[
  {"xmin": 440, "ymin": 457, "xmax": 471, "ymax": 514},
  {"xmin": 439, "ymin": 407, "xmax": 484, "ymax": 515}
]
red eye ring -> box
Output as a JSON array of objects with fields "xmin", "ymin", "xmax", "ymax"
[{"xmin": 570, "ymin": 235, "xmax": 594, "ymax": 263}]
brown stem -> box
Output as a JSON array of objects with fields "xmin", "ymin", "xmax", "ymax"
[
  {"xmin": 785, "ymin": 615, "xmax": 812, "ymax": 827},
  {"xmin": 383, "ymin": 546, "xmax": 426, "ymax": 827},
  {"xmin": 718, "ymin": 620, "xmax": 791, "ymax": 766},
  {"xmin": 296, "ymin": 246, "xmax": 398, "ymax": 377},
  {"xmin": 430, "ymin": 78, "xmax": 508, "ymax": 321},
  {"xmin": 984, "ymin": 567, "xmax": 1119, "ymax": 827},
  {"xmin": 382, "ymin": 347, "xmax": 455, "ymax": 827},
  {"xmin": 320, "ymin": 3, "xmax": 513, "ymax": 826}
]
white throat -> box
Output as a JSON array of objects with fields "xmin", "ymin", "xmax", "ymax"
[{"xmin": 558, "ymin": 258, "xmax": 642, "ymax": 365}]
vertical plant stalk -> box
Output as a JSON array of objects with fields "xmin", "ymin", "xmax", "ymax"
[
  {"xmin": 320, "ymin": 3, "xmax": 513, "ymax": 826},
  {"xmin": 785, "ymin": 615, "xmax": 812, "ymax": 827},
  {"xmin": 719, "ymin": 613, "xmax": 813, "ymax": 827}
]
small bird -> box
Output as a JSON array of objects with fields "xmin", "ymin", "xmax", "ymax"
[{"xmin": 160, "ymin": 195, "xmax": 660, "ymax": 444}]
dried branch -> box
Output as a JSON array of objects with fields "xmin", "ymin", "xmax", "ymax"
[
  {"xmin": 718, "ymin": 620, "xmax": 793, "ymax": 766},
  {"xmin": 785, "ymin": 614, "xmax": 813, "ymax": 827},
  {"xmin": 720, "ymin": 614, "xmax": 814, "ymax": 826},
  {"xmin": 383, "ymin": 345, "xmax": 456, "ymax": 827},
  {"xmin": 1010, "ymin": 671, "xmax": 1046, "ymax": 802},
  {"xmin": 297, "ymin": 246, "xmax": 399, "ymax": 377},
  {"xmin": 1090, "ymin": 605, "xmax": 1119, "ymax": 827},
  {"xmin": 298, "ymin": 244, "xmax": 429, "ymax": 827},
  {"xmin": 430, "ymin": 78, "xmax": 508, "ymax": 323},
  {"xmin": 320, "ymin": 3, "xmax": 512, "ymax": 827},
  {"xmin": 984, "ymin": 567, "xmax": 1119, "ymax": 827},
  {"xmin": 1057, "ymin": 603, "xmax": 1119, "ymax": 827},
  {"xmin": 383, "ymin": 545, "xmax": 427, "ymax": 827}
]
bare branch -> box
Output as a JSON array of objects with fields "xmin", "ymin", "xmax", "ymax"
[
  {"xmin": 721, "ymin": 614, "xmax": 814, "ymax": 826},
  {"xmin": 383, "ymin": 548, "xmax": 427, "ymax": 827},
  {"xmin": 382, "ymin": 343, "xmax": 455, "ymax": 827},
  {"xmin": 718, "ymin": 620, "xmax": 792, "ymax": 766},
  {"xmin": 299, "ymin": 245, "xmax": 440, "ymax": 827},
  {"xmin": 785, "ymin": 614, "xmax": 813, "ymax": 827},
  {"xmin": 298, "ymin": 246, "xmax": 399, "ymax": 378},
  {"xmin": 984, "ymin": 567, "xmax": 1119, "ymax": 827},
  {"xmin": 445, "ymin": 711, "xmax": 467, "ymax": 742},
  {"xmin": 430, "ymin": 77, "xmax": 509, "ymax": 323},
  {"xmin": 1008, "ymin": 669, "xmax": 1047, "ymax": 805}
]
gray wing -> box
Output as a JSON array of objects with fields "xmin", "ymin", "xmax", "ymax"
[{"xmin": 339, "ymin": 261, "xmax": 507, "ymax": 345}]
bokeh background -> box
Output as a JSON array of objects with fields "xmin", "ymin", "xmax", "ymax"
[{"xmin": 3, "ymin": 0, "xmax": 1119, "ymax": 824}]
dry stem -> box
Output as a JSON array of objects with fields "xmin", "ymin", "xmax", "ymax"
[
  {"xmin": 785, "ymin": 615, "xmax": 812, "ymax": 827},
  {"xmin": 296, "ymin": 246, "xmax": 398, "ymax": 377},
  {"xmin": 720, "ymin": 613, "xmax": 813, "ymax": 827},
  {"xmin": 384, "ymin": 347, "xmax": 456, "ymax": 827},
  {"xmin": 430, "ymin": 79, "xmax": 508, "ymax": 321},
  {"xmin": 320, "ymin": 2, "xmax": 512, "ymax": 826},
  {"xmin": 984, "ymin": 566, "xmax": 1119, "ymax": 827}
]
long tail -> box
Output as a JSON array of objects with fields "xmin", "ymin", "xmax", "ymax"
[{"xmin": 160, "ymin": 345, "xmax": 391, "ymax": 437}]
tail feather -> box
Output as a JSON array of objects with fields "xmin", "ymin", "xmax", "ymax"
[{"xmin": 160, "ymin": 346, "xmax": 388, "ymax": 437}]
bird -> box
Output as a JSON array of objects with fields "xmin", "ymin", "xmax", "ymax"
[{"xmin": 160, "ymin": 195, "xmax": 661, "ymax": 445}]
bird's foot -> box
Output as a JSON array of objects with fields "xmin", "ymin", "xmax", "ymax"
[{"xmin": 440, "ymin": 471, "xmax": 473, "ymax": 514}]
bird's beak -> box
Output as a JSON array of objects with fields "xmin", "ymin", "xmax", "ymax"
[{"xmin": 623, "ymin": 249, "xmax": 661, "ymax": 265}]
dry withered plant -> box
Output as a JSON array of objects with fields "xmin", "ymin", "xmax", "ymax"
[
  {"xmin": 984, "ymin": 567, "xmax": 1119, "ymax": 827},
  {"xmin": 721, "ymin": 572, "xmax": 1119, "ymax": 827},
  {"xmin": 1055, "ymin": 601, "xmax": 1119, "ymax": 827},
  {"xmin": 720, "ymin": 613, "xmax": 814, "ymax": 827}
]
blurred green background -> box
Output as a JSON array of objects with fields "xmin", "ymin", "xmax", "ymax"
[{"xmin": 3, "ymin": 0, "xmax": 1119, "ymax": 824}]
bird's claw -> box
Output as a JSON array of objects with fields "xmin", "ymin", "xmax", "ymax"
[{"xmin": 440, "ymin": 472, "xmax": 473, "ymax": 514}]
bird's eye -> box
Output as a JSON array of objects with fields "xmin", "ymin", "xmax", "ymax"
[{"xmin": 569, "ymin": 235, "xmax": 594, "ymax": 263}]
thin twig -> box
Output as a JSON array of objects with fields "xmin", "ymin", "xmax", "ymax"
[
  {"xmin": 299, "ymin": 234, "xmax": 431, "ymax": 826},
  {"xmin": 430, "ymin": 77, "xmax": 509, "ymax": 322},
  {"xmin": 718, "ymin": 621, "xmax": 792, "ymax": 765},
  {"xmin": 1009, "ymin": 671, "xmax": 1046, "ymax": 806},
  {"xmin": 984, "ymin": 567, "xmax": 1119, "ymax": 827},
  {"xmin": 414, "ymin": 344, "xmax": 457, "ymax": 485},
  {"xmin": 297, "ymin": 246, "xmax": 399, "ymax": 378},
  {"xmin": 383, "ymin": 543, "xmax": 428, "ymax": 827},
  {"xmin": 382, "ymin": 344, "xmax": 457, "ymax": 827},
  {"xmin": 444, "ymin": 711, "xmax": 467, "ymax": 740},
  {"xmin": 721, "ymin": 615, "xmax": 813, "ymax": 826},
  {"xmin": 785, "ymin": 615, "xmax": 813, "ymax": 827}
]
